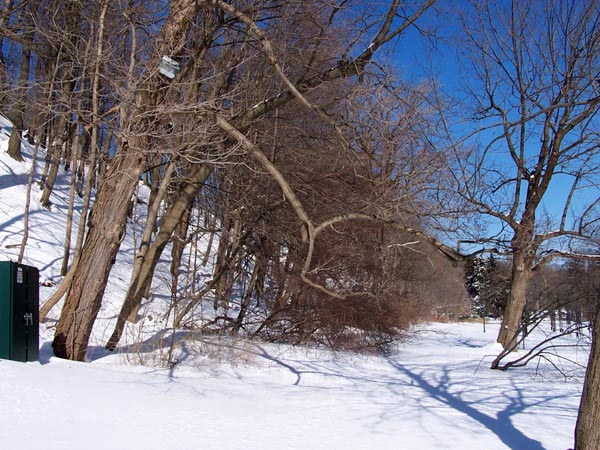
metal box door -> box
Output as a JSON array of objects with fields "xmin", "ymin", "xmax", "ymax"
[{"xmin": 0, "ymin": 261, "xmax": 39, "ymax": 362}]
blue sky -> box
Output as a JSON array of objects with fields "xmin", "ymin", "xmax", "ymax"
[{"xmin": 382, "ymin": 1, "xmax": 599, "ymax": 251}]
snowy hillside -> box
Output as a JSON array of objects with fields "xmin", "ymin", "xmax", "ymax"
[{"xmin": 0, "ymin": 114, "xmax": 590, "ymax": 450}]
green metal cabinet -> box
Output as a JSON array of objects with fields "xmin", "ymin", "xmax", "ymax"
[{"xmin": 0, "ymin": 261, "xmax": 39, "ymax": 362}]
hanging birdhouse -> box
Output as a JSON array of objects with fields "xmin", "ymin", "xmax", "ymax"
[{"xmin": 159, "ymin": 56, "xmax": 181, "ymax": 79}]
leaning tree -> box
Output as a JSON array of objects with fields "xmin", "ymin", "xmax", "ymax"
[{"xmin": 52, "ymin": 0, "xmax": 437, "ymax": 361}]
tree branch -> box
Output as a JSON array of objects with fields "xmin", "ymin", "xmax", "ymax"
[{"xmin": 232, "ymin": 0, "xmax": 436, "ymax": 127}]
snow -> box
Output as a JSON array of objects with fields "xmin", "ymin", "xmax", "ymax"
[
  {"xmin": 0, "ymin": 114, "xmax": 589, "ymax": 449},
  {"xmin": 0, "ymin": 323, "xmax": 586, "ymax": 450}
]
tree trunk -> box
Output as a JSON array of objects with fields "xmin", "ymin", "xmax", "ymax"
[
  {"xmin": 574, "ymin": 301, "xmax": 600, "ymax": 450},
  {"xmin": 7, "ymin": 128, "xmax": 25, "ymax": 162},
  {"xmin": 496, "ymin": 249, "xmax": 534, "ymax": 349},
  {"xmin": 201, "ymin": 214, "xmax": 217, "ymax": 267},
  {"xmin": 61, "ymin": 131, "xmax": 82, "ymax": 275},
  {"xmin": 0, "ymin": 0, "xmax": 13, "ymax": 109},
  {"xmin": 231, "ymin": 261, "xmax": 260, "ymax": 336},
  {"xmin": 53, "ymin": 145, "xmax": 145, "ymax": 360},
  {"xmin": 212, "ymin": 215, "xmax": 232, "ymax": 311},
  {"xmin": 97, "ymin": 129, "xmax": 112, "ymax": 190},
  {"xmin": 52, "ymin": 0, "xmax": 202, "ymax": 360},
  {"xmin": 40, "ymin": 264, "xmax": 74, "ymax": 322},
  {"xmin": 39, "ymin": 144, "xmax": 60, "ymax": 207},
  {"xmin": 105, "ymin": 164, "xmax": 211, "ymax": 350},
  {"xmin": 169, "ymin": 198, "xmax": 193, "ymax": 301},
  {"xmin": 39, "ymin": 121, "xmax": 73, "ymax": 208},
  {"xmin": 40, "ymin": 127, "xmax": 95, "ymax": 322},
  {"xmin": 39, "ymin": 0, "xmax": 82, "ymax": 208},
  {"xmin": 18, "ymin": 141, "xmax": 40, "ymax": 263},
  {"xmin": 495, "ymin": 208, "xmax": 538, "ymax": 350},
  {"xmin": 146, "ymin": 152, "xmax": 165, "ymax": 232},
  {"xmin": 6, "ymin": 18, "xmax": 32, "ymax": 163},
  {"xmin": 73, "ymin": 127, "xmax": 96, "ymax": 260},
  {"xmin": 121, "ymin": 158, "xmax": 177, "ymax": 322},
  {"xmin": 129, "ymin": 164, "xmax": 211, "ymax": 320}
]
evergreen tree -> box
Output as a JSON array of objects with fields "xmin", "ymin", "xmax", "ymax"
[
  {"xmin": 466, "ymin": 254, "xmax": 509, "ymax": 331},
  {"xmin": 466, "ymin": 256, "xmax": 489, "ymax": 318},
  {"xmin": 486, "ymin": 254, "xmax": 508, "ymax": 319}
]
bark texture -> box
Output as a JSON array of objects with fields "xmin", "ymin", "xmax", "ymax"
[
  {"xmin": 52, "ymin": 0, "xmax": 201, "ymax": 361},
  {"xmin": 105, "ymin": 164, "xmax": 211, "ymax": 350},
  {"xmin": 53, "ymin": 148, "xmax": 145, "ymax": 360},
  {"xmin": 52, "ymin": 0, "xmax": 436, "ymax": 360},
  {"xmin": 6, "ymin": 10, "xmax": 32, "ymax": 162},
  {"xmin": 574, "ymin": 304, "xmax": 600, "ymax": 450},
  {"xmin": 496, "ymin": 241, "xmax": 535, "ymax": 351}
]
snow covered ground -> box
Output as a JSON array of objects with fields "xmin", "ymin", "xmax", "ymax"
[
  {"xmin": 0, "ymin": 321, "xmax": 587, "ymax": 450},
  {"xmin": 0, "ymin": 114, "xmax": 590, "ymax": 449}
]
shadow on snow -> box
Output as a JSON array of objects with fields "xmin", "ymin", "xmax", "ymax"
[{"xmin": 386, "ymin": 359, "xmax": 549, "ymax": 450}]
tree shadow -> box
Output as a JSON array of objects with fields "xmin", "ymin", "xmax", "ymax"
[
  {"xmin": 386, "ymin": 358, "xmax": 548, "ymax": 450},
  {"xmin": 78, "ymin": 325, "xmax": 573, "ymax": 450},
  {"xmin": 38, "ymin": 341, "xmax": 54, "ymax": 365},
  {"xmin": 85, "ymin": 328, "xmax": 181, "ymax": 362},
  {"xmin": 84, "ymin": 328, "xmax": 306, "ymax": 385}
]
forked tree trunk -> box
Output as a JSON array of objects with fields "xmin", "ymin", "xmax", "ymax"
[
  {"xmin": 105, "ymin": 164, "xmax": 211, "ymax": 350},
  {"xmin": 52, "ymin": 0, "xmax": 202, "ymax": 360},
  {"xmin": 121, "ymin": 158, "xmax": 178, "ymax": 321},
  {"xmin": 128, "ymin": 164, "xmax": 211, "ymax": 320},
  {"xmin": 574, "ymin": 301, "xmax": 600, "ymax": 450}
]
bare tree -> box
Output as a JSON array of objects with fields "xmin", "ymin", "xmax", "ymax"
[
  {"xmin": 0, "ymin": 0, "xmax": 16, "ymax": 108},
  {"xmin": 37, "ymin": 0, "xmax": 85, "ymax": 208},
  {"xmin": 205, "ymin": 67, "xmax": 466, "ymax": 347},
  {"xmin": 51, "ymin": 0, "xmax": 436, "ymax": 361},
  {"xmin": 5, "ymin": 1, "xmax": 33, "ymax": 162},
  {"xmin": 437, "ymin": 0, "xmax": 600, "ymax": 356},
  {"xmin": 52, "ymin": 0, "xmax": 204, "ymax": 361}
]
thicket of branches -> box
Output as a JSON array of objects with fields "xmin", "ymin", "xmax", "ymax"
[
  {"xmin": 2, "ymin": 0, "xmax": 464, "ymax": 356},
  {"xmin": 3, "ymin": 1, "xmax": 600, "ymax": 447},
  {"xmin": 2, "ymin": 0, "xmax": 597, "ymax": 358}
]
